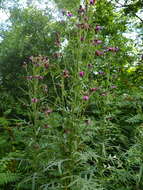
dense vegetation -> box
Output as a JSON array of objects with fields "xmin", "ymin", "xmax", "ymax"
[{"xmin": 0, "ymin": 0, "xmax": 143, "ymax": 189}]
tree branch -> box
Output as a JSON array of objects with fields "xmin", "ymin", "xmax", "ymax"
[{"xmin": 134, "ymin": 13, "xmax": 143, "ymax": 22}]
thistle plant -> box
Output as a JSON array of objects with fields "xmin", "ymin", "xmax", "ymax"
[{"xmin": 21, "ymin": 2, "xmax": 120, "ymax": 190}]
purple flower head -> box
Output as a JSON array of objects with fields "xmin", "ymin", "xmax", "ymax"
[
  {"xmin": 108, "ymin": 47, "xmax": 114, "ymax": 51},
  {"xmin": 80, "ymin": 37, "xmax": 84, "ymax": 41},
  {"xmin": 84, "ymin": 23, "xmax": 90, "ymax": 29},
  {"xmin": 107, "ymin": 117, "xmax": 113, "ymax": 121},
  {"xmin": 90, "ymin": 0, "xmax": 95, "ymax": 5},
  {"xmin": 63, "ymin": 70, "xmax": 70, "ymax": 78},
  {"xmin": 90, "ymin": 87, "xmax": 98, "ymax": 92},
  {"xmin": 77, "ymin": 23, "xmax": 90, "ymax": 30},
  {"xmin": 45, "ymin": 109, "xmax": 52, "ymax": 114},
  {"xmin": 67, "ymin": 12, "xmax": 73, "ymax": 17},
  {"xmin": 78, "ymin": 5, "xmax": 85, "ymax": 14},
  {"xmin": 92, "ymin": 39, "xmax": 102, "ymax": 45},
  {"xmin": 88, "ymin": 64, "xmax": 93, "ymax": 68},
  {"xmin": 39, "ymin": 76, "xmax": 44, "ymax": 80},
  {"xmin": 44, "ymin": 63, "xmax": 49, "ymax": 69},
  {"xmin": 29, "ymin": 56, "xmax": 34, "ymax": 60},
  {"xmin": 35, "ymin": 63, "xmax": 40, "ymax": 67},
  {"xmin": 84, "ymin": 16, "xmax": 88, "ymax": 21},
  {"xmin": 95, "ymin": 25, "xmax": 102, "ymax": 31},
  {"xmin": 95, "ymin": 50, "xmax": 104, "ymax": 56},
  {"xmin": 79, "ymin": 71, "xmax": 85, "ymax": 77},
  {"xmin": 31, "ymin": 98, "xmax": 39, "ymax": 103},
  {"xmin": 101, "ymin": 93, "xmax": 106, "ymax": 96},
  {"xmin": 27, "ymin": 76, "xmax": 33, "ymax": 80},
  {"xmin": 85, "ymin": 119, "xmax": 91, "ymax": 125},
  {"xmin": 111, "ymin": 85, "xmax": 117, "ymax": 89},
  {"xmin": 107, "ymin": 47, "xmax": 119, "ymax": 52},
  {"xmin": 53, "ymin": 53, "xmax": 62, "ymax": 58},
  {"xmin": 98, "ymin": 40, "xmax": 102, "ymax": 44},
  {"xmin": 98, "ymin": 71, "xmax": 105, "ymax": 75},
  {"xmin": 44, "ymin": 125, "xmax": 50, "ymax": 128},
  {"xmin": 115, "ymin": 47, "xmax": 119, "ymax": 52},
  {"xmin": 103, "ymin": 49, "xmax": 109, "ymax": 53},
  {"xmin": 55, "ymin": 40, "xmax": 61, "ymax": 47},
  {"xmin": 27, "ymin": 75, "xmax": 44, "ymax": 80},
  {"xmin": 83, "ymin": 96, "xmax": 89, "ymax": 101}
]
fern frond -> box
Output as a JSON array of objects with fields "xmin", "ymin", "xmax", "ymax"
[
  {"xmin": 0, "ymin": 172, "xmax": 20, "ymax": 185},
  {"xmin": 126, "ymin": 114, "xmax": 143, "ymax": 123}
]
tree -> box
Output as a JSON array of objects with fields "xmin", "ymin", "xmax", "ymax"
[{"xmin": 0, "ymin": 7, "xmax": 60, "ymax": 96}]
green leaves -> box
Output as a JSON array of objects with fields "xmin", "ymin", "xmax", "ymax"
[
  {"xmin": 0, "ymin": 172, "xmax": 20, "ymax": 186},
  {"xmin": 54, "ymin": 0, "xmax": 80, "ymax": 10}
]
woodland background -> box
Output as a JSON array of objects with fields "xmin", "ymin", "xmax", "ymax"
[{"xmin": 0, "ymin": 0, "xmax": 143, "ymax": 189}]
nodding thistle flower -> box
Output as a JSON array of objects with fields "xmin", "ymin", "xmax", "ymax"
[
  {"xmin": 98, "ymin": 71, "xmax": 105, "ymax": 75},
  {"xmin": 79, "ymin": 71, "xmax": 85, "ymax": 77},
  {"xmin": 95, "ymin": 25, "xmax": 102, "ymax": 31},
  {"xmin": 34, "ymin": 76, "xmax": 44, "ymax": 80},
  {"xmin": 26, "ymin": 76, "xmax": 33, "ymax": 80},
  {"xmin": 78, "ymin": 5, "xmax": 85, "ymax": 14},
  {"xmin": 90, "ymin": 87, "xmax": 98, "ymax": 92},
  {"xmin": 101, "ymin": 93, "xmax": 107, "ymax": 96},
  {"xmin": 84, "ymin": 16, "xmax": 88, "ymax": 21},
  {"xmin": 44, "ymin": 63, "xmax": 49, "ymax": 69},
  {"xmin": 55, "ymin": 39, "xmax": 61, "ymax": 47},
  {"xmin": 44, "ymin": 125, "xmax": 50, "ymax": 129},
  {"xmin": 95, "ymin": 50, "xmax": 104, "ymax": 56},
  {"xmin": 35, "ymin": 63, "xmax": 40, "ymax": 67},
  {"xmin": 31, "ymin": 98, "xmax": 39, "ymax": 103},
  {"xmin": 107, "ymin": 47, "xmax": 119, "ymax": 52},
  {"xmin": 83, "ymin": 96, "xmax": 89, "ymax": 101},
  {"xmin": 44, "ymin": 109, "xmax": 52, "ymax": 115},
  {"xmin": 84, "ymin": 23, "xmax": 90, "ymax": 30},
  {"xmin": 90, "ymin": 0, "xmax": 96, "ymax": 5},
  {"xmin": 80, "ymin": 37, "xmax": 84, "ymax": 41},
  {"xmin": 111, "ymin": 85, "xmax": 117, "ymax": 89},
  {"xmin": 55, "ymin": 32, "xmax": 61, "ymax": 46},
  {"xmin": 63, "ymin": 70, "xmax": 70, "ymax": 78},
  {"xmin": 88, "ymin": 64, "xmax": 93, "ymax": 69},
  {"xmin": 53, "ymin": 53, "xmax": 62, "ymax": 58},
  {"xmin": 26, "ymin": 76, "xmax": 44, "ymax": 80},
  {"xmin": 29, "ymin": 56, "xmax": 34, "ymax": 61},
  {"xmin": 77, "ymin": 23, "xmax": 90, "ymax": 30},
  {"xmin": 67, "ymin": 12, "xmax": 73, "ymax": 17},
  {"xmin": 92, "ymin": 39, "xmax": 102, "ymax": 45}
]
